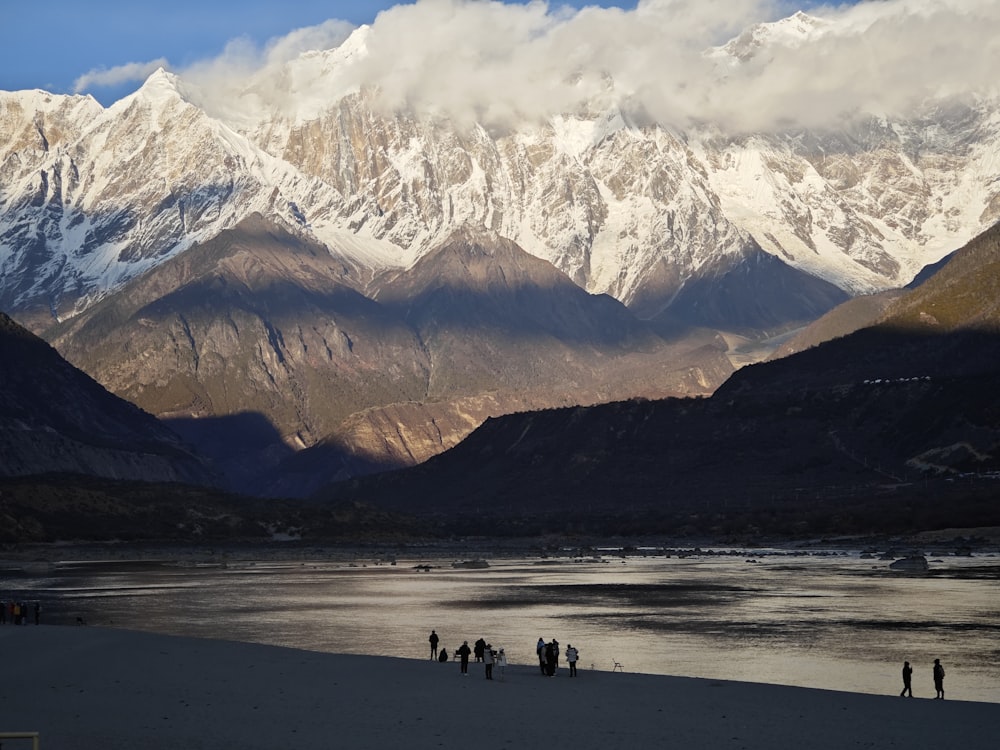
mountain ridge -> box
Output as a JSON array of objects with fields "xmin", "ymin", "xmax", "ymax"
[{"xmin": 4, "ymin": 9, "xmax": 998, "ymax": 334}]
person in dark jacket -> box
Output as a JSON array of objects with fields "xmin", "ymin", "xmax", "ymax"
[
  {"xmin": 457, "ymin": 641, "xmax": 472, "ymax": 674},
  {"xmin": 474, "ymin": 637, "xmax": 486, "ymax": 663},
  {"xmin": 438, "ymin": 648, "xmax": 449, "ymax": 663},
  {"xmin": 900, "ymin": 661, "xmax": 913, "ymax": 697},
  {"xmin": 429, "ymin": 630, "xmax": 440, "ymax": 660},
  {"xmin": 933, "ymin": 659, "xmax": 945, "ymax": 699}
]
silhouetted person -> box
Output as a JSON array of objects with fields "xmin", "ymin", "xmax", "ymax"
[
  {"xmin": 497, "ymin": 648, "xmax": 507, "ymax": 681},
  {"xmin": 438, "ymin": 648, "xmax": 449, "ymax": 663},
  {"xmin": 429, "ymin": 630, "xmax": 439, "ymax": 659},
  {"xmin": 900, "ymin": 661, "xmax": 913, "ymax": 697},
  {"xmin": 536, "ymin": 637, "xmax": 546, "ymax": 674},
  {"xmin": 933, "ymin": 658, "xmax": 945, "ymax": 699},
  {"xmin": 457, "ymin": 641, "xmax": 472, "ymax": 674},
  {"xmin": 474, "ymin": 637, "xmax": 486, "ymax": 663},
  {"xmin": 545, "ymin": 641, "xmax": 556, "ymax": 676}
]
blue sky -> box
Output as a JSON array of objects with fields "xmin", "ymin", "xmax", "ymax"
[{"xmin": 2, "ymin": 0, "xmax": 639, "ymax": 104}]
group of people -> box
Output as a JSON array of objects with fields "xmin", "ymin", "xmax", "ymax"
[
  {"xmin": 429, "ymin": 631, "xmax": 508, "ymax": 679},
  {"xmin": 900, "ymin": 658, "xmax": 947, "ymax": 699},
  {"xmin": 432, "ymin": 630, "xmax": 590, "ymax": 680},
  {"xmin": 433, "ymin": 631, "xmax": 942, "ymax": 696},
  {"xmin": 535, "ymin": 637, "xmax": 579, "ymax": 676},
  {"xmin": 0, "ymin": 599, "xmax": 39, "ymax": 626}
]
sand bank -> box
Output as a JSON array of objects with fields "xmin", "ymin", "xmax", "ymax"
[{"xmin": 1, "ymin": 626, "xmax": 996, "ymax": 750}]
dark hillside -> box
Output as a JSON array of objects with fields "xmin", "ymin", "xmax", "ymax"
[
  {"xmin": 316, "ymin": 224, "xmax": 1000, "ymax": 538},
  {"xmin": 0, "ymin": 312, "xmax": 213, "ymax": 485}
]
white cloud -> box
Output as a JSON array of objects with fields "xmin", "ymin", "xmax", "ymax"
[
  {"xmin": 73, "ymin": 58, "xmax": 170, "ymax": 94},
  {"xmin": 702, "ymin": 0, "xmax": 1000, "ymax": 131},
  {"xmin": 335, "ymin": 0, "xmax": 999, "ymax": 132},
  {"xmin": 127, "ymin": 0, "xmax": 1000, "ymax": 133},
  {"xmin": 175, "ymin": 19, "xmax": 356, "ymax": 123}
]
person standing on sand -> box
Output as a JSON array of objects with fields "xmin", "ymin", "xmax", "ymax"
[
  {"xmin": 933, "ymin": 659, "xmax": 945, "ymax": 699},
  {"xmin": 474, "ymin": 637, "xmax": 486, "ymax": 663},
  {"xmin": 544, "ymin": 641, "xmax": 556, "ymax": 676},
  {"xmin": 537, "ymin": 637, "xmax": 546, "ymax": 674},
  {"xmin": 484, "ymin": 643, "xmax": 495, "ymax": 680},
  {"xmin": 566, "ymin": 644, "xmax": 579, "ymax": 677},
  {"xmin": 497, "ymin": 648, "xmax": 508, "ymax": 681},
  {"xmin": 457, "ymin": 640, "xmax": 472, "ymax": 674},
  {"xmin": 429, "ymin": 630, "xmax": 439, "ymax": 660},
  {"xmin": 900, "ymin": 661, "xmax": 913, "ymax": 697}
]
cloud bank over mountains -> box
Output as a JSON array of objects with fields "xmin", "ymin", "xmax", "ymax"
[{"xmin": 81, "ymin": 0, "xmax": 999, "ymax": 133}]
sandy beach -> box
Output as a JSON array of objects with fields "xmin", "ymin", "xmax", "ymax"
[{"xmin": 1, "ymin": 626, "xmax": 997, "ymax": 750}]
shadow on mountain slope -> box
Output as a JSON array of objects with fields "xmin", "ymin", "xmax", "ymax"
[
  {"xmin": 315, "ymin": 325, "xmax": 1000, "ymax": 538},
  {"xmin": 39, "ymin": 216, "xmax": 740, "ymax": 495},
  {"xmin": 0, "ymin": 312, "xmax": 214, "ymax": 486}
]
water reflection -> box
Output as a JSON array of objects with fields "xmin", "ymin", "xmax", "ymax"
[{"xmin": 2, "ymin": 551, "xmax": 998, "ymax": 703}]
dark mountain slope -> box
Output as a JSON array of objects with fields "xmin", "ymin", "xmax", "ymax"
[
  {"xmin": 45, "ymin": 214, "xmax": 429, "ymax": 494},
  {"xmin": 770, "ymin": 219, "xmax": 1000, "ymax": 357},
  {"xmin": 261, "ymin": 229, "xmax": 735, "ymax": 498},
  {"xmin": 44, "ymin": 217, "xmax": 734, "ymax": 497},
  {"xmin": 652, "ymin": 245, "xmax": 850, "ymax": 336},
  {"xmin": 770, "ymin": 290, "xmax": 903, "ymax": 359},
  {"xmin": 315, "ymin": 224, "xmax": 1000, "ymax": 537},
  {"xmin": 373, "ymin": 227, "xmax": 729, "ymax": 399},
  {"xmin": 878, "ymin": 219, "xmax": 1000, "ymax": 330},
  {"xmin": 319, "ymin": 340, "xmax": 1000, "ymax": 534},
  {"xmin": 0, "ymin": 312, "xmax": 212, "ymax": 485}
]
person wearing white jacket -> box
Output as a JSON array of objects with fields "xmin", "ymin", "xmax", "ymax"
[
  {"xmin": 496, "ymin": 648, "xmax": 508, "ymax": 681},
  {"xmin": 565, "ymin": 644, "xmax": 579, "ymax": 677}
]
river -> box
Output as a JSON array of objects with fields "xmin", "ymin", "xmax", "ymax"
[{"xmin": 2, "ymin": 546, "xmax": 998, "ymax": 703}]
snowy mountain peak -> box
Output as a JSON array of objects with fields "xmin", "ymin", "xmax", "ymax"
[
  {"xmin": 104, "ymin": 67, "xmax": 193, "ymax": 127},
  {"xmin": 1, "ymin": 10, "xmax": 999, "ymax": 333},
  {"xmin": 133, "ymin": 67, "xmax": 185, "ymax": 104},
  {"xmin": 721, "ymin": 11, "xmax": 830, "ymax": 62}
]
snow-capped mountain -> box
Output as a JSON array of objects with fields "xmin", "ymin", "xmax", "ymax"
[
  {"xmin": 2, "ymin": 9, "xmax": 999, "ymax": 493},
  {"xmin": 3, "ymin": 14, "xmax": 997, "ymax": 333}
]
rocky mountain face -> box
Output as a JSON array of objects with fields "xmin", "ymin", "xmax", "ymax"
[
  {"xmin": 2, "ymin": 12, "xmax": 999, "ymax": 499},
  {"xmin": 46, "ymin": 215, "xmax": 730, "ymax": 496},
  {"xmin": 319, "ymin": 222, "xmax": 1000, "ymax": 536},
  {"xmin": 0, "ymin": 312, "xmax": 212, "ymax": 485}
]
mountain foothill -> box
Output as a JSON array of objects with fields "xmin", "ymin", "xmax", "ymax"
[{"xmin": 3, "ymin": 217, "xmax": 999, "ymax": 543}]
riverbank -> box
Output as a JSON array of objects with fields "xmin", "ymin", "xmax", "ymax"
[
  {"xmin": 4, "ymin": 527, "xmax": 999, "ymax": 565},
  {"xmin": 0, "ymin": 626, "xmax": 996, "ymax": 750}
]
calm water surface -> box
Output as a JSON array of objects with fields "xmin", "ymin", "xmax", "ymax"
[{"xmin": 3, "ymin": 550, "xmax": 998, "ymax": 703}]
